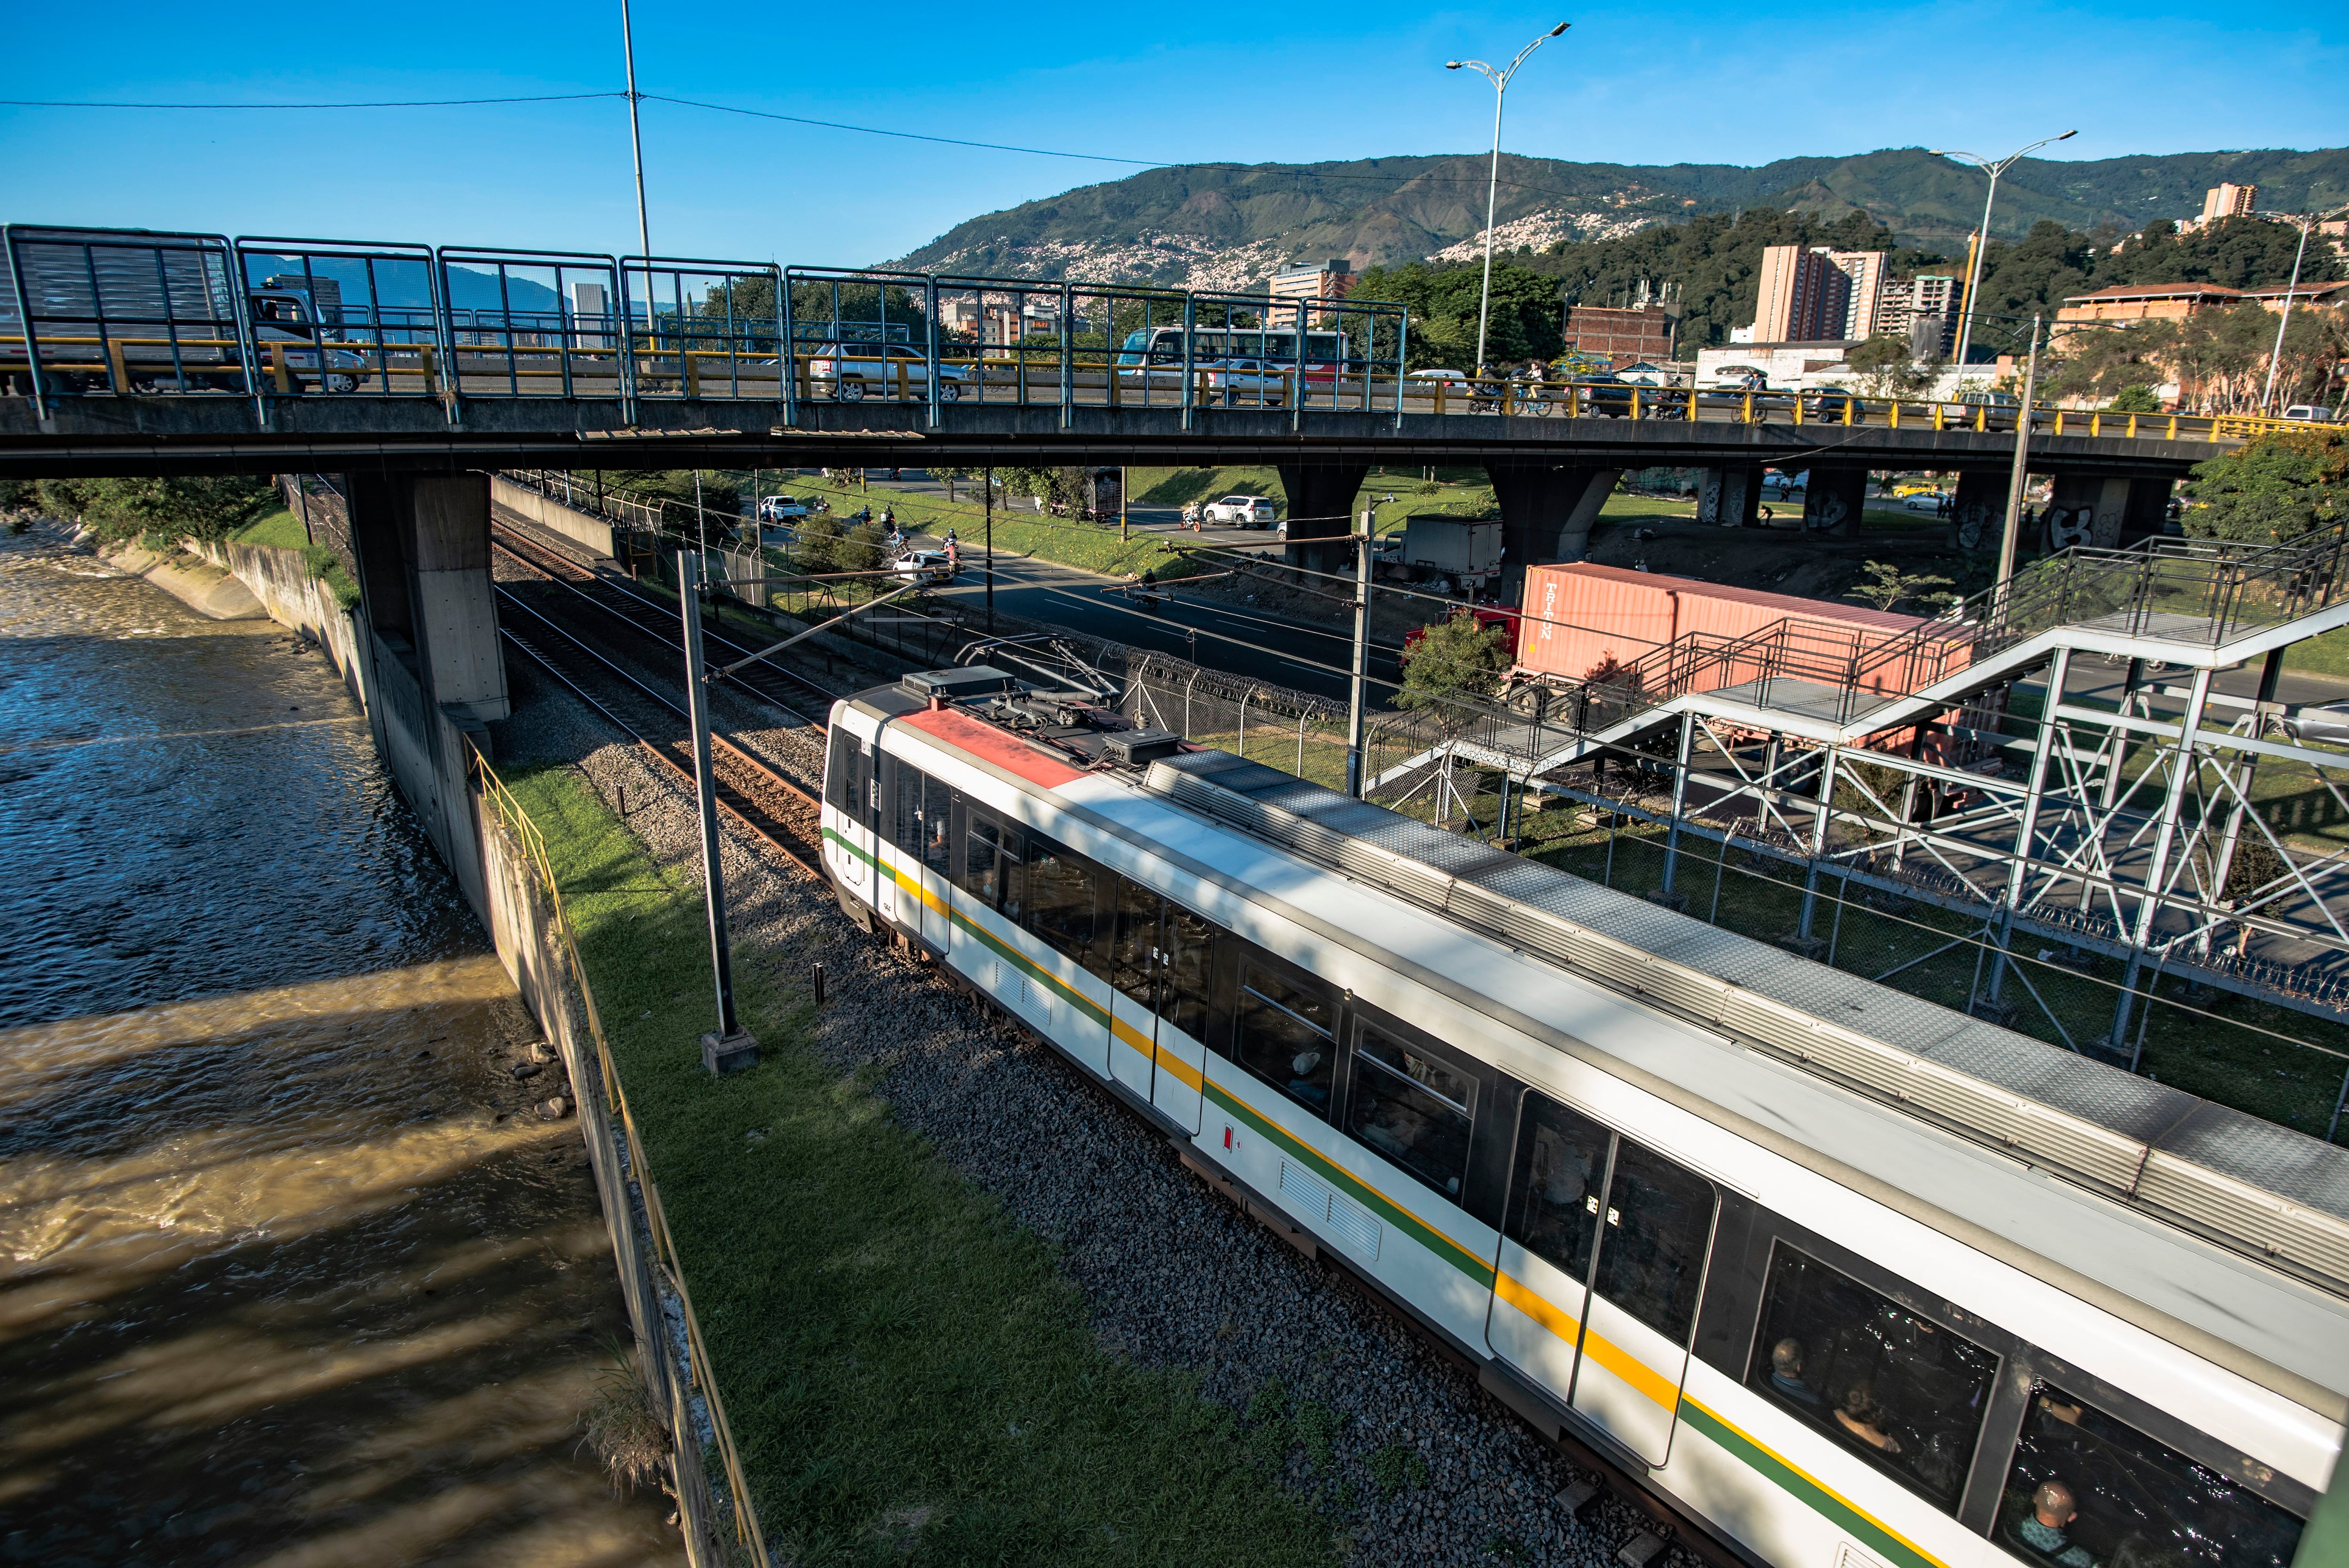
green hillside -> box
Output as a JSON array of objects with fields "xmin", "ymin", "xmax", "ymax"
[{"xmin": 891, "ymin": 146, "xmax": 2349, "ymax": 284}]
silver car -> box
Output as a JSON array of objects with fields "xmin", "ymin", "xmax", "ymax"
[{"xmin": 2285, "ymin": 700, "xmax": 2349, "ymax": 748}]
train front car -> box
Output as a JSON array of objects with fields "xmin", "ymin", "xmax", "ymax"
[{"xmin": 819, "ymin": 667, "xmax": 2346, "ymax": 1568}]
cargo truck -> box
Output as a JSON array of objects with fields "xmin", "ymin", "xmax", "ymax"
[{"xmin": 1395, "ymin": 514, "xmax": 1502, "ymax": 592}]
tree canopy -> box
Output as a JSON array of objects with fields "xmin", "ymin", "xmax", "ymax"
[
  {"xmin": 1397, "ymin": 612, "xmax": 1512, "ymax": 733},
  {"xmin": 1345, "ymin": 261, "xmax": 1564, "ymax": 371},
  {"xmin": 2185, "ymin": 429, "xmax": 2347, "ymax": 544},
  {"xmin": 31, "ymin": 476, "xmax": 277, "ymax": 549}
]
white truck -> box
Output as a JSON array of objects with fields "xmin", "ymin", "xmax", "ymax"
[{"xmin": 1400, "ymin": 514, "xmax": 1503, "ymax": 591}]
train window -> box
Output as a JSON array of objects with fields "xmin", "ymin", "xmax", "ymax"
[
  {"xmin": 1505, "ymin": 1093, "xmax": 1610, "ymax": 1281},
  {"xmin": 964, "ymin": 819, "xmax": 1000, "ymax": 908},
  {"xmin": 1109, "ymin": 881, "xmax": 1161, "ymax": 1009},
  {"xmin": 1592, "ymin": 1140, "xmax": 1715, "ymax": 1348},
  {"xmin": 1746, "ymin": 1243, "xmax": 1997, "ymax": 1512},
  {"xmin": 1234, "ymin": 965, "xmax": 1335, "ymax": 1117},
  {"xmin": 1158, "ymin": 904, "xmax": 1219, "ymax": 1040},
  {"xmin": 921, "ymin": 777, "xmax": 952, "ymax": 871},
  {"xmin": 824, "ymin": 728, "xmax": 859, "ymax": 813},
  {"xmin": 997, "ymin": 834, "xmax": 1025, "ymax": 924},
  {"xmin": 1345, "ymin": 1024, "xmax": 1473, "ymax": 1202},
  {"xmin": 890, "ymin": 759, "xmax": 925, "ymax": 853},
  {"xmin": 1996, "ymin": 1385, "xmax": 2303, "ymax": 1568},
  {"xmin": 1022, "ymin": 837, "xmax": 1098, "ymax": 967}
]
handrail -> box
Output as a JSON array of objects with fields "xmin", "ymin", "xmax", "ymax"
[{"xmin": 467, "ymin": 745, "xmax": 770, "ymax": 1567}]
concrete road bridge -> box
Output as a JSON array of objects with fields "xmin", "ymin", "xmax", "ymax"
[{"xmin": 0, "ymin": 225, "xmax": 2288, "ymax": 581}]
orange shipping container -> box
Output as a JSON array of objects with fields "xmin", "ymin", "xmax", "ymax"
[{"xmin": 1515, "ymin": 562, "xmax": 1971, "ymax": 700}]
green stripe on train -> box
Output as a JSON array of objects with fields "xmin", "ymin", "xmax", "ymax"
[
  {"xmin": 1678, "ymin": 1400, "xmax": 1943, "ymax": 1568},
  {"xmin": 1203, "ymin": 1080, "xmax": 1494, "ymax": 1285}
]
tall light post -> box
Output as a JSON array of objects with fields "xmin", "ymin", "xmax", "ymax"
[
  {"xmin": 1446, "ymin": 21, "xmax": 1570, "ymax": 377},
  {"xmin": 2255, "ymin": 202, "xmax": 2349, "ymax": 412},
  {"xmin": 1929, "ymin": 130, "xmax": 2076, "ymax": 372},
  {"xmin": 620, "ymin": 0, "xmax": 651, "ymax": 258}
]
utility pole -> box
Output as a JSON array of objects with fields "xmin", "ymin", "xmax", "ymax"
[
  {"xmin": 984, "ymin": 465, "xmax": 996, "ymax": 634},
  {"xmin": 2256, "ymin": 203, "xmax": 2347, "ymax": 411},
  {"xmin": 1996, "ymin": 313, "xmax": 2044, "ymax": 605},
  {"xmin": 620, "ymin": 0, "xmax": 651, "ymax": 259},
  {"xmin": 1346, "ymin": 507, "xmax": 1373, "ymax": 797},
  {"xmin": 678, "ymin": 552, "xmax": 756, "ymax": 1074}
]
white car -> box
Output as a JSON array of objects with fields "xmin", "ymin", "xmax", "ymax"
[
  {"xmin": 1408, "ymin": 369, "xmax": 1476, "ymax": 393},
  {"xmin": 1202, "ymin": 495, "xmax": 1277, "ymax": 528},
  {"xmin": 807, "ymin": 342, "xmax": 972, "ymax": 403},
  {"xmin": 2281, "ymin": 404, "xmax": 2342, "ymax": 424},
  {"xmin": 892, "ymin": 549, "xmax": 956, "ymax": 585},
  {"xmin": 1202, "ymin": 357, "xmax": 1290, "ymax": 405}
]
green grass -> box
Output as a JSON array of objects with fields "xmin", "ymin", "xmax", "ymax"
[
  {"xmin": 788, "ymin": 474, "xmax": 1206, "ymax": 580},
  {"xmin": 502, "ymin": 766, "xmax": 1337, "ymax": 1567},
  {"xmin": 2284, "ymin": 627, "xmax": 2349, "ymax": 682},
  {"xmin": 231, "ymin": 506, "xmax": 307, "ymax": 550}
]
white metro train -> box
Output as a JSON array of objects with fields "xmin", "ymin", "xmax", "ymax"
[{"xmin": 820, "ymin": 666, "xmax": 2348, "ymax": 1568}]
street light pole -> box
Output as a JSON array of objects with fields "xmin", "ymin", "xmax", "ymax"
[
  {"xmin": 1930, "ymin": 130, "xmax": 2077, "ymax": 373},
  {"xmin": 1996, "ymin": 313, "xmax": 2044, "ymax": 604},
  {"xmin": 1447, "ymin": 21, "xmax": 1569, "ymax": 378},
  {"xmin": 620, "ymin": 0, "xmax": 651, "ymax": 259},
  {"xmin": 2256, "ymin": 204, "xmax": 2347, "ymax": 412}
]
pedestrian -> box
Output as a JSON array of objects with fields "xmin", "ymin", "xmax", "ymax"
[{"xmin": 1758, "ymin": 505, "xmax": 1774, "ymax": 527}]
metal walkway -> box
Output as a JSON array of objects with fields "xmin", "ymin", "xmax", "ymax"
[{"xmin": 1372, "ymin": 523, "xmax": 2349, "ymax": 1047}]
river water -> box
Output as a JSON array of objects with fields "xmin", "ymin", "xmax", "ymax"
[{"xmin": 0, "ymin": 525, "xmax": 682, "ymax": 1565}]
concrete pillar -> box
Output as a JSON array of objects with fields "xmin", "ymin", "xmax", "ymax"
[
  {"xmin": 2051, "ymin": 473, "xmax": 2134, "ymax": 550},
  {"xmin": 1276, "ymin": 461, "xmax": 1369, "ymax": 575},
  {"xmin": 347, "ymin": 470, "xmax": 506, "ymax": 926},
  {"xmin": 1951, "ymin": 468, "xmax": 2005, "ymax": 557},
  {"xmin": 2123, "ymin": 476, "xmax": 2175, "ymax": 546},
  {"xmin": 1696, "ymin": 465, "xmax": 1763, "ymax": 532},
  {"xmin": 1802, "ymin": 467, "xmax": 1870, "ymax": 538},
  {"xmin": 1488, "ymin": 463, "xmax": 1621, "ymax": 599}
]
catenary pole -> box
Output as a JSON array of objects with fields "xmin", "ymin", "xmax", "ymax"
[
  {"xmin": 1996, "ymin": 313, "xmax": 2044, "ymax": 605},
  {"xmin": 678, "ymin": 551, "xmax": 737, "ymax": 1038},
  {"xmin": 620, "ymin": 0, "xmax": 651, "ymax": 259},
  {"xmin": 1346, "ymin": 507, "xmax": 1372, "ymax": 797}
]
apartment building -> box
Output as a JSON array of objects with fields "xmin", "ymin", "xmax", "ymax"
[
  {"xmin": 1750, "ymin": 246, "xmax": 1889, "ymax": 343},
  {"xmin": 1874, "ymin": 274, "xmax": 1960, "ymax": 353},
  {"xmin": 2181, "ymin": 182, "xmax": 2259, "ymax": 232}
]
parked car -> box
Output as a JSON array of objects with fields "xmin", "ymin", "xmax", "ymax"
[
  {"xmin": 807, "ymin": 342, "xmax": 972, "ymax": 402},
  {"xmin": 757, "ymin": 495, "xmax": 810, "ymax": 523},
  {"xmin": 892, "ymin": 549, "xmax": 956, "ymax": 585},
  {"xmin": 1202, "ymin": 495, "xmax": 1277, "ymax": 527}
]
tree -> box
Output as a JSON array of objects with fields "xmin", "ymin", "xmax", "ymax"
[
  {"xmin": 836, "ymin": 520, "xmax": 887, "ymax": 575},
  {"xmin": 1396, "ymin": 612, "xmax": 1511, "ymax": 734},
  {"xmin": 2107, "ymin": 384, "xmax": 2163, "ymax": 413},
  {"xmin": 1345, "ymin": 260, "xmax": 1565, "ymax": 370},
  {"xmin": 1852, "ymin": 560, "xmax": 1955, "ymax": 614},
  {"xmin": 33, "ymin": 475, "xmax": 276, "ymax": 549},
  {"xmin": 928, "ymin": 465, "xmax": 973, "ymax": 504},
  {"xmin": 795, "ymin": 511, "xmax": 843, "ymax": 574},
  {"xmin": 1847, "ymin": 333, "xmax": 1938, "ymax": 398},
  {"xmin": 2185, "ymin": 429, "xmax": 2347, "ymax": 544}
]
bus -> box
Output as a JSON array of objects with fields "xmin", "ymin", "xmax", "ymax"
[{"xmin": 1115, "ymin": 325, "xmax": 1350, "ymax": 384}]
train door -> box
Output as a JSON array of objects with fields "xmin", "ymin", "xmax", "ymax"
[
  {"xmin": 1105, "ymin": 879, "xmax": 1163, "ymax": 1102},
  {"xmin": 917, "ymin": 776, "xmax": 951, "ymax": 950},
  {"xmin": 824, "ymin": 727, "xmax": 870, "ymax": 897},
  {"xmin": 1487, "ymin": 1092, "xmax": 1718, "ymax": 1467}
]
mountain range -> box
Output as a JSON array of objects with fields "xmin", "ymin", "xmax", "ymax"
[{"xmin": 891, "ymin": 146, "xmax": 2349, "ymax": 289}]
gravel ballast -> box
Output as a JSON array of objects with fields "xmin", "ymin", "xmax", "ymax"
[{"xmin": 496, "ymin": 660, "xmax": 1695, "ymax": 1568}]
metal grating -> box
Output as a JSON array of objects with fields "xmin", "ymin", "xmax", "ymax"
[{"xmin": 1138, "ymin": 750, "xmax": 2349, "ymax": 1289}]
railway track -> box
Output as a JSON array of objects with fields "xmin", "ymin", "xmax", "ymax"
[
  {"xmin": 488, "ymin": 521, "xmax": 847, "ymax": 724},
  {"xmin": 492, "ymin": 576, "xmax": 827, "ymax": 880}
]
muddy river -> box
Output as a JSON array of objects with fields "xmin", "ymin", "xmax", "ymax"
[{"xmin": 0, "ymin": 526, "xmax": 680, "ymax": 1565}]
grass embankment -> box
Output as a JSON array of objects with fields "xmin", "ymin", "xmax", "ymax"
[
  {"xmin": 502, "ymin": 765, "xmax": 1335, "ymax": 1566},
  {"xmin": 231, "ymin": 506, "xmax": 307, "ymax": 550},
  {"xmin": 784, "ymin": 473, "xmax": 1206, "ymax": 581}
]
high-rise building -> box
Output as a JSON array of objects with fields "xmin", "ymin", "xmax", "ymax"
[
  {"xmin": 1753, "ymin": 247, "xmax": 1844, "ymax": 342},
  {"xmin": 1268, "ymin": 260, "xmax": 1354, "ymax": 323},
  {"xmin": 1829, "ymin": 250, "xmax": 1887, "ymax": 342},
  {"xmin": 2181, "ymin": 183, "xmax": 2258, "ymax": 232},
  {"xmin": 1874, "ymin": 274, "xmax": 1960, "ymax": 354}
]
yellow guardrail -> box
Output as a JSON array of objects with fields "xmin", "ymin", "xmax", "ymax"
[{"xmin": 468, "ymin": 745, "xmax": 770, "ymax": 1568}]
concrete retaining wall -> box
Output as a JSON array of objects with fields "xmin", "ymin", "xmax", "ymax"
[
  {"xmin": 97, "ymin": 541, "xmax": 266, "ymax": 621},
  {"xmin": 478, "ymin": 803, "xmax": 728, "ymax": 1568},
  {"xmin": 491, "ymin": 475, "xmax": 616, "ymax": 558},
  {"xmin": 191, "ymin": 538, "xmax": 374, "ymax": 715}
]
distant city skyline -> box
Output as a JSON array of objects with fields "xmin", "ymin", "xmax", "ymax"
[{"xmin": 2, "ymin": 0, "xmax": 2342, "ymax": 266}]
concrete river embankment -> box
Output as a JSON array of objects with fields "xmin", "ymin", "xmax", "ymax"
[{"xmin": 0, "ymin": 523, "xmax": 683, "ymax": 1564}]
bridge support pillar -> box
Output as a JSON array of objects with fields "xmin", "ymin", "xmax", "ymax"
[
  {"xmin": 2123, "ymin": 475, "xmax": 2176, "ymax": 545},
  {"xmin": 347, "ymin": 470, "xmax": 509, "ymax": 925},
  {"xmin": 1801, "ymin": 467, "xmax": 1870, "ymax": 537},
  {"xmin": 1951, "ymin": 468, "xmax": 2005, "ymax": 556},
  {"xmin": 1695, "ymin": 465, "xmax": 1762, "ymax": 531},
  {"xmin": 1488, "ymin": 464, "xmax": 1620, "ymax": 601},
  {"xmin": 1276, "ymin": 462, "xmax": 1369, "ymax": 576},
  {"xmin": 2051, "ymin": 473, "xmax": 2135, "ymax": 550}
]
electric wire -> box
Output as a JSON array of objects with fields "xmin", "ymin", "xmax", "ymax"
[{"xmin": 3, "ymin": 91, "xmax": 625, "ymax": 109}]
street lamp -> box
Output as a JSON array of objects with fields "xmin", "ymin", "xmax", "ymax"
[
  {"xmin": 1446, "ymin": 21, "xmax": 1570, "ymax": 377},
  {"xmin": 2254, "ymin": 202, "xmax": 2349, "ymax": 412},
  {"xmin": 1929, "ymin": 130, "xmax": 2077, "ymax": 372}
]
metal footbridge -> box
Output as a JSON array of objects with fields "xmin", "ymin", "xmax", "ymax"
[
  {"xmin": 0, "ymin": 224, "xmax": 2276, "ymax": 478},
  {"xmin": 1372, "ymin": 524, "xmax": 2349, "ymax": 1045}
]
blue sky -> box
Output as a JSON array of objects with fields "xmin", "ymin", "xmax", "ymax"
[{"xmin": 3, "ymin": 0, "xmax": 2340, "ymax": 265}]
